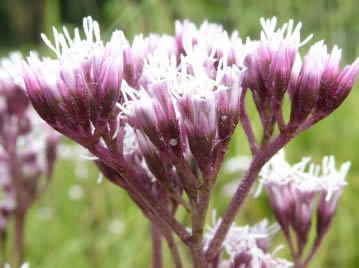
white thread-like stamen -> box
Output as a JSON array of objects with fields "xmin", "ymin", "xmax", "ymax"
[
  {"xmin": 79, "ymin": 154, "xmax": 99, "ymax": 160},
  {"xmin": 97, "ymin": 173, "xmax": 104, "ymax": 184}
]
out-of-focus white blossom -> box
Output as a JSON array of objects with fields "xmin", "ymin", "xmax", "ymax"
[
  {"xmin": 68, "ymin": 184, "xmax": 84, "ymax": 200},
  {"xmin": 204, "ymin": 211, "xmax": 291, "ymax": 268}
]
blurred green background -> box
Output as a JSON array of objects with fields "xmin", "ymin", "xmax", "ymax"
[{"xmin": 1, "ymin": 0, "xmax": 359, "ymax": 267}]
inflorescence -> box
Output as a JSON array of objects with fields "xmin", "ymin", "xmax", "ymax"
[
  {"xmin": 0, "ymin": 52, "xmax": 61, "ymax": 265},
  {"xmin": 256, "ymin": 150, "xmax": 349, "ymax": 267},
  {"xmin": 15, "ymin": 16, "xmax": 359, "ymax": 267}
]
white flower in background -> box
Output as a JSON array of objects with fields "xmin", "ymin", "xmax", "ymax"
[
  {"xmin": 224, "ymin": 155, "xmax": 252, "ymax": 174},
  {"xmin": 222, "ymin": 155, "xmax": 252, "ymax": 197},
  {"xmin": 108, "ymin": 219, "xmax": 124, "ymax": 234},
  {"xmin": 4, "ymin": 263, "xmax": 29, "ymax": 268},
  {"xmin": 68, "ymin": 184, "xmax": 84, "ymax": 200},
  {"xmin": 204, "ymin": 211, "xmax": 291, "ymax": 267},
  {"xmin": 59, "ymin": 144, "xmax": 92, "ymax": 180},
  {"xmin": 37, "ymin": 207, "xmax": 53, "ymax": 221}
]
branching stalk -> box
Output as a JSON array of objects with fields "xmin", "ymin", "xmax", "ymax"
[
  {"xmin": 152, "ymin": 224, "xmax": 163, "ymax": 268},
  {"xmin": 205, "ymin": 133, "xmax": 292, "ymax": 261}
]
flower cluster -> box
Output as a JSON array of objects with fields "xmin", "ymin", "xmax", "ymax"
[
  {"xmin": 257, "ymin": 150, "xmax": 349, "ymax": 264},
  {"xmin": 0, "ymin": 53, "xmax": 61, "ymax": 263},
  {"xmin": 0, "ymin": 168, "xmax": 15, "ymax": 231},
  {"xmin": 204, "ymin": 212, "xmax": 292, "ymax": 268},
  {"xmin": 21, "ymin": 17, "xmax": 246, "ymax": 227},
  {"xmin": 19, "ymin": 16, "xmax": 359, "ymax": 267},
  {"xmin": 243, "ymin": 18, "xmax": 359, "ymax": 136}
]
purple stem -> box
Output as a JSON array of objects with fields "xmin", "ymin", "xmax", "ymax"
[
  {"xmin": 189, "ymin": 141, "xmax": 231, "ymax": 268},
  {"xmin": 130, "ymin": 190, "xmax": 184, "ymax": 268},
  {"xmin": 175, "ymin": 159, "xmax": 200, "ymax": 201},
  {"xmin": 274, "ymin": 107, "xmax": 286, "ymax": 133},
  {"xmin": 90, "ymin": 145, "xmax": 192, "ymax": 246},
  {"xmin": 152, "ymin": 224, "xmax": 163, "ymax": 268},
  {"xmin": 284, "ymin": 230, "xmax": 302, "ymax": 268},
  {"xmin": 0, "ymin": 231, "xmax": 6, "ymax": 267},
  {"xmin": 161, "ymin": 229, "xmax": 183, "ymax": 268},
  {"xmin": 297, "ymin": 114, "xmax": 324, "ymax": 133},
  {"xmin": 6, "ymin": 133, "xmax": 30, "ymax": 266},
  {"xmin": 181, "ymin": 140, "xmax": 230, "ymax": 268},
  {"xmin": 97, "ymin": 162, "xmax": 184, "ymax": 268},
  {"xmin": 261, "ymin": 114, "xmax": 276, "ymax": 147},
  {"xmin": 205, "ymin": 133, "xmax": 292, "ymax": 261},
  {"xmin": 14, "ymin": 209, "xmax": 26, "ymax": 266},
  {"xmin": 156, "ymin": 177, "xmax": 192, "ymax": 211},
  {"xmin": 302, "ymin": 234, "xmax": 325, "ymax": 268},
  {"xmin": 190, "ymin": 188, "xmax": 211, "ymax": 268},
  {"xmin": 190, "ymin": 245, "xmax": 206, "ymax": 268},
  {"xmin": 133, "ymin": 191, "xmax": 184, "ymax": 268},
  {"xmin": 123, "ymin": 171, "xmax": 192, "ymax": 245},
  {"xmin": 272, "ymin": 96, "xmax": 287, "ymax": 133}
]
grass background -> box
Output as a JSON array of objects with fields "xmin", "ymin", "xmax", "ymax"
[{"xmin": 1, "ymin": 0, "xmax": 359, "ymax": 267}]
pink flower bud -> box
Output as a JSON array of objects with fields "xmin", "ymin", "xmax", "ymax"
[
  {"xmin": 90, "ymin": 32, "xmax": 124, "ymax": 122},
  {"xmin": 269, "ymin": 41, "xmax": 297, "ymax": 100},
  {"xmin": 123, "ymin": 35, "xmax": 150, "ymax": 88},
  {"xmin": 215, "ymin": 65, "xmax": 243, "ymax": 139},
  {"xmin": 316, "ymin": 190, "xmax": 341, "ymax": 237},
  {"xmin": 178, "ymin": 93, "xmax": 217, "ymax": 171},
  {"xmin": 128, "ymin": 81, "xmax": 182, "ymax": 160},
  {"xmin": 289, "ymin": 41, "xmax": 327, "ymax": 126},
  {"xmin": 137, "ymin": 131, "xmax": 172, "ymax": 183},
  {"xmin": 292, "ymin": 190, "xmax": 316, "ymax": 251},
  {"xmin": 23, "ymin": 18, "xmax": 127, "ymax": 145},
  {"xmin": 316, "ymin": 157, "xmax": 349, "ymax": 237},
  {"xmin": 314, "ymin": 47, "xmax": 359, "ymax": 117},
  {"xmin": 265, "ymin": 182, "xmax": 296, "ymax": 232},
  {"xmin": 258, "ymin": 150, "xmax": 349, "ymax": 257}
]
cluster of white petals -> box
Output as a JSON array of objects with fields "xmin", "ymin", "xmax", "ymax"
[
  {"xmin": 204, "ymin": 211, "xmax": 291, "ymax": 268},
  {"xmin": 256, "ymin": 150, "xmax": 350, "ymax": 201},
  {"xmin": 4, "ymin": 263, "xmax": 29, "ymax": 268}
]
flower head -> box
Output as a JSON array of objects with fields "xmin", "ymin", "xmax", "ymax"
[
  {"xmin": 0, "ymin": 52, "xmax": 61, "ymax": 235},
  {"xmin": 0, "ymin": 52, "xmax": 29, "ymax": 116},
  {"xmin": 23, "ymin": 17, "xmax": 124, "ymax": 144},
  {"xmin": 204, "ymin": 211, "xmax": 291, "ymax": 268},
  {"xmin": 289, "ymin": 41, "xmax": 327, "ymax": 125},
  {"xmin": 242, "ymin": 17, "xmax": 359, "ymax": 132},
  {"xmin": 257, "ymin": 150, "xmax": 349, "ymax": 251},
  {"xmin": 119, "ymin": 31, "xmax": 245, "ymax": 172},
  {"xmin": 244, "ymin": 18, "xmax": 311, "ymax": 109},
  {"xmin": 0, "ymin": 167, "xmax": 16, "ymax": 231},
  {"xmin": 314, "ymin": 50, "xmax": 359, "ymax": 118}
]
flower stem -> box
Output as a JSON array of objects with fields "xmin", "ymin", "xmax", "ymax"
[
  {"xmin": 0, "ymin": 231, "xmax": 6, "ymax": 268},
  {"xmin": 91, "ymin": 145, "xmax": 192, "ymax": 246},
  {"xmin": 302, "ymin": 234, "xmax": 325, "ymax": 268},
  {"xmin": 152, "ymin": 224, "xmax": 163, "ymax": 268},
  {"xmin": 14, "ymin": 209, "xmax": 26, "ymax": 267},
  {"xmin": 284, "ymin": 230, "xmax": 302, "ymax": 268},
  {"xmin": 190, "ymin": 188, "xmax": 212, "ymax": 268},
  {"xmin": 190, "ymin": 245, "xmax": 206, "ymax": 268},
  {"xmin": 97, "ymin": 162, "xmax": 184, "ymax": 268},
  {"xmin": 189, "ymin": 140, "xmax": 231, "ymax": 267},
  {"xmin": 205, "ymin": 133, "xmax": 292, "ymax": 261},
  {"xmin": 175, "ymin": 159, "xmax": 200, "ymax": 201},
  {"xmin": 162, "ymin": 229, "xmax": 183, "ymax": 268}
]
